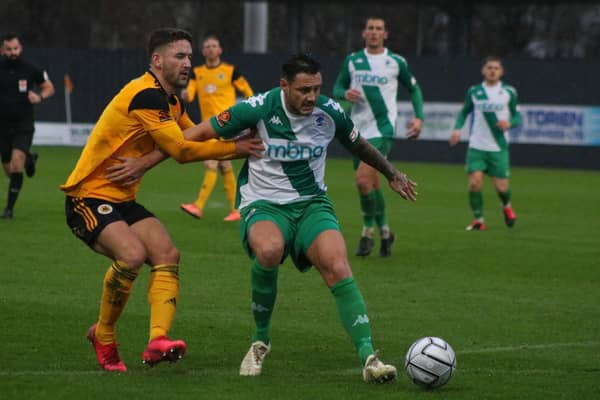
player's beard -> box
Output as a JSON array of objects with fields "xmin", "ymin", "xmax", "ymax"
[
  {"xmin": 165, "ymin": 68, "xmax": 189, "ymax": 90},
  {"xmin": 6, "ymin": 54, "xmax": 20, "ymax": 64}
]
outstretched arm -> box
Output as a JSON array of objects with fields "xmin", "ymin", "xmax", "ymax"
[
  {"xmin": 106, "ymin": 122, "xmax": 263, "ymax": 185},
  {"xmin": 350, "ymin": 137, "xmax": 417, "ymax": 201}
]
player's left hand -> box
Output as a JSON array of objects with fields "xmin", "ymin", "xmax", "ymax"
[
  {"xmin": 389, "ymin": 171, "xmax": 418, "ymax": 201},
  {"xmin": 106, "ymin": 156, "xmax": 147, "ymax": 186},
  {"xmin": 406, "ymin": 118, "xmax": 423, "ymax": 139}
]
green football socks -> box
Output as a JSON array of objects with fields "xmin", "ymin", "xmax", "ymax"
[
  {"xmin": 469, "ymin": 191, "xmax": 484, "ymax": 219},
  {"xmin": 359, "ymin": 191, "xmax": 376, "ymax": 228},
  {"xmin": 250, "ymin": 260, "xmax": 278, "ymax": 345},
  {"xmin": 498, "ymin": 188, "xmax": 512, "ymax": 207},
  {"xmin": 331, "ymin": 277, "xmax": 375, "ymax": 365},
  {"xmin": 373, "ymin": 188, "xmax": 388, "ymax": 229}
]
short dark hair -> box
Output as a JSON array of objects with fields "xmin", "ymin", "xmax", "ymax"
[
  {"xmin": 483, "ymin": 56, "xmax": 502, "ymax": 66},
  {"xmin": 2, "ymin": 32, "xmax": 21, "ymax": 43},
  {"xmin": 147, "ymin": 28, "xmax": 192, "ymax": 58},
  {"xmin": 202, "ymin": 34, "xmax": 221, "ymax": 49},
  {"xmin": 281, "ymin": 53, "xmax": 321, "ymax": 82},
  {"xmin": 365, "ymin": 16, "xmax": 386, "ymax": 27}
]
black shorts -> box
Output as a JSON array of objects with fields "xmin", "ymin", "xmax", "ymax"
[
  {"xmin": 65, "ymin": 196, "xmax": 155, "ymax": 248},
  {"xmin": 0, "ymin": 124, "xmax": 34, "ymax": 163}
]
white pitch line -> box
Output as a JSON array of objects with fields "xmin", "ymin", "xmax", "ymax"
[{"xmin": 458, "ymin": 341, "xmax": 600, "ymax": 355}]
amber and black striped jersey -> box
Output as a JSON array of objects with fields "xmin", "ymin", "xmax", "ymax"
[
  {"xmin": 186, "ymin": 62, "xmax": 253, "ymax": 121},
  {"xmin": 61, "ymin": 71, "xmax": 238, "ymax": 202}
]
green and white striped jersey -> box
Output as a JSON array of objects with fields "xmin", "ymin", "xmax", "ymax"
[
  {"xmin": 333, "ymin": 48, "xmax": 423, "ymax": 140},
  {"xmin": 453, "ymin": 81, "xmax": 521, "ymax": 151},
  {"xmin": 209, "ymin": 88, "xmax": 360, "ymax": 209}
]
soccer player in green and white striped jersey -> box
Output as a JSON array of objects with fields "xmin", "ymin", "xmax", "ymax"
[
  {"xmin": 185, "ymin": 53, "xmax": 417, "ymax": 382},
  {"xmin": 449, "ymin": 56, "xmax": 522, "ymax": 231},
  {"xmin": 333, "ymin": 17, "xmax": 424, "ymax": 257}
]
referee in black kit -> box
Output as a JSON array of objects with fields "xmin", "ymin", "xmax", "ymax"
[{"xmin": 0, "ymin": 32, "xmax": 54, "ymax": 219}]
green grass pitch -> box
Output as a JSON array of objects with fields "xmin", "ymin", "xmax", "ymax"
[{"xmin": 1, "ymin": 146, "xmax": 599, "ymax": 399}]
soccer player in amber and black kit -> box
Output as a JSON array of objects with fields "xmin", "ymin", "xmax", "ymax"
[
  {"xmin": 0, "ymin": 32, "xmax": 54, "ymax": 219},
  {"xmin": 60, "ymin": 28, "xmax": 263, "ymax": 372}
]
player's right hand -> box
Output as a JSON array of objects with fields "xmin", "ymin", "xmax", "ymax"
[
  {"xmin": 345, "ymin": 89, "xmax": 362, "ymax": 102},
  {"xmin": 449, "ymin": 130, "xmax": 461, "ymax": 146},
  {"xmin": 389, "ymin": 171, "xmax": 418, "ymax": 201}
]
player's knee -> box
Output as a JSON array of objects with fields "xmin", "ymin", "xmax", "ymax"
[
  {"xmin": 149, "ymin": 245, "xmax": 181, "ymax": 266},
  {"xmin": 468, "ymin": 178, "xmax": 483, "ymax": 191},
  {"xmin": 355, "ymin": 177, "xmax": 372, "ymax": 194},
  {"xmin": 204, "ymin": 160, "xmax": 218, "ymax": 170},
  {"xmin": 321, "ymin": 261, "xmax": 352, "ymax": 287},
  {"xmin": 162, "ymin": 246, "xmax": 181, "ymax": 264},
  {"xmin": 119, "ymin": 251, "xmax": 147, "ymax": 270},
  {"xmin": 254, "ymin": 245, "xmax": 284, "ymax": 267},
  {"xmin": 218, "ymin": 161, "xmax": 232, "ymax": 173}
]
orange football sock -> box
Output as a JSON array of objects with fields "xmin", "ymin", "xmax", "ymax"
[
  {"xmin": 194, "ymin": 169, "xmax": 217, "ymax": 210},
  {"xmin": 222, "ymin": 168, "xmax": 237, "ymax": 211},
  {"xmin": 148, "ymin": 264, "xmax": 179, "ymax": 341},
  {"xmin": 95, "ymin": 261, "xmax": 138, "ymax": 345}
]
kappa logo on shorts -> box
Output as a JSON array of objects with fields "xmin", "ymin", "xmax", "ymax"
[{"xmin": 97, "ymin": 204, "xmax": 114, "ymax": 215}]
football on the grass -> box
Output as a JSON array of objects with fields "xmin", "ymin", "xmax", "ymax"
[{"xmin": 405, "ymin": 336, "xmax": 456, "ymax": 389}]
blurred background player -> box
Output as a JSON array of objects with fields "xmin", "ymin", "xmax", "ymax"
[
  {"xmin": 0, "ymin": 32, "xmax": 54, "ymax": 219},
  {"xmin": 60, "ymin": 28, "xmax": 263, "ymax": 372},
  {"xmin": 449, "ymin": 56, "xmax": 521, "ymax": 230},
  {"xmin": 333, "ymin": 17, "xmax": 424, "ymax": 257},
  {"xmin": 180, "ymin": 35, "xmax": 254, "ymax": 222}
]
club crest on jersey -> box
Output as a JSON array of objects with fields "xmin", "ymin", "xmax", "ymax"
[
  {"xmin": 216, "ymin": 110, "xmax": 231, "ymax": 127},
  {"xmin": 315, "ymin": 115, "xmax": 325, "ymax": 127},
  {"xmin": 18, "ymin": 80, "xmax": 27, "ymax": 92},
  {"xmin": 158, "ymin": 110, "xmax": 172, "ymax": 122},
  {"xmin": 204, "ymin": 84, "xmax": 217, "ymax": 94},
  {"xmin": 97, "ymin": 204, "xmax": 114, "ymax": 215}
]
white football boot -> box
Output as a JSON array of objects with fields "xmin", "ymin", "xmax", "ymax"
[
  {"xmin": 362, "ymin": 353, "xmax": 397, "ymax": 383},
  {"xmin": 239, "ymin": 340, "xmax": 271, "ymax": 376}
]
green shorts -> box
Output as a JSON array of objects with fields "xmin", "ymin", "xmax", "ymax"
[
  {"xmin": 466, "ymin": 148, "xmax": 510, "ymax": 178},
  {"xmin": 239, "ymin": 194, "xmax": 340, "ymax": 272},
  {"xmin": 353, "ymin": 137, "xmax": 393, "ymax": 170}
]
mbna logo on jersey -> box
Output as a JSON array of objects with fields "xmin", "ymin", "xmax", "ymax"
[
  {"xmin": 267, "ymin": 142, "xmax": 324, "ymax": 160},
  {"xmin": 355, "ymin": 72, "xmax": 388, "ymax": 85}
]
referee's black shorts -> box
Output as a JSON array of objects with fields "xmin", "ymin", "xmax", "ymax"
[{"xmin": 0, "ymin": 122, "xmax": 34, "ymax": 163}]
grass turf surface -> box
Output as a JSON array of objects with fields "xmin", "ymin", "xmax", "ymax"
[{"xmin": 1, "ymin": 146, "xmax": 599, "ymax": 399}]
